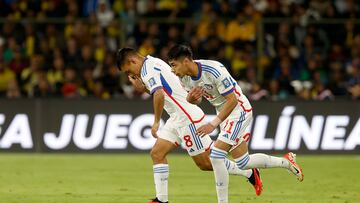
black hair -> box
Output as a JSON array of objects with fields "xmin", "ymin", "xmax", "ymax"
[
  {"xmin": 116, "ymin": 47, "xmax": 137, "ymax": 70},
  {"xmin": 167, "ymin": 45, "xmax": 193, "ymax": 61}
]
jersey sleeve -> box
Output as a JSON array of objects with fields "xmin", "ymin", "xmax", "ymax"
[
  {"xmin": 214, "ymin": 68, "xmax": 234, "ymax": 97},
  {"xmin": 141, "ymin": 66, "xmax": 163, "ymax": 95}
]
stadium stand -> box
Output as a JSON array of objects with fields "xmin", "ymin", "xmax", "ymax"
[{"xmin": 0, "ymin": 0, "xmax": 359, "ymax": 100}]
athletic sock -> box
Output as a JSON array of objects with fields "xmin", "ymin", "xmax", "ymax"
[
  {"xmin": 210, "ymin": 147, "xmax": 229, "ymax": 203},
  {"xmin": 235, "ymin": 152, "xmax": 290, "ymax": 169},
  {"xmin": 224, "ymin": 158, "xmax": 252, "ymax": 178},
  {"xmin": 153, "ymin": 164, "xmax": 169, "ymax": 202}
]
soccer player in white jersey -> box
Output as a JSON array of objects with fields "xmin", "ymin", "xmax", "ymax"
[
  {"xmin": 167, "ymin": 45, "xmax": 304, "ymax": 203},
  {"xmin": 116, "ymin": 48, "xmax": 263, "ymax": 203}
]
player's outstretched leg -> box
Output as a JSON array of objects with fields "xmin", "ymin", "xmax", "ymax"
[{"xmin": 233, "ymin": 143, "xmax": 304, "ymax": 182}]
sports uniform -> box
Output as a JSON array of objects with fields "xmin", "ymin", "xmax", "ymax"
[
  {"xmin": 140, "ymin": 55, "xmax": 212, "ymax": 156},
  {"xmin": 180, "ymin": 59, "xmax": 252, "ymax": 150}
]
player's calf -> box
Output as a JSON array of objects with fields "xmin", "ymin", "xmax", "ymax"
[
  {"xmin": 196, "ymin": 161, "xmax": 213, "ymax": 171},
  {"xmin": 150, "ymin": 148, "xmax": 167, "ymax": 164},
  {"xmin": 192, "ymin": 151, "xmax": 213, "ymax": 171}
]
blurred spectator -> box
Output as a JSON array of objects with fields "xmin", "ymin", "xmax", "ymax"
[
  {"xmin": 93, "ymin": 80, "xmax": 110, "ymax": 99},
  {"xmin": 79, "ymin": 68, "xmax": 95, "ymax": 96},
  {"xmin": 64, "ymin": 37, "xmax": 80, "ymax": 67},
  {"xmin": 83, "ymin": 0, "xmax": 98, "ymax": 17},
  {"xmin": 249, "ymin": 82, "xmax": 268, "ymax": 101},
  {"xmin": 119, "ymin": 0, "xmax": 137, "ymax": 36},
  {"xmin": 0, "ymin": 62, "xmax": 16, "ymax": 96},
  {"xmin": 61, "ymin": 68, "xmax": 79, "ymax": 98},
  {"xmin": 138, "ymin": 37, "xmax": 155, "ymax": 56},
  {"xmin": 218, "ymin": 0, "xmax": 235, "ymax": 20},
  {"xmin": 3, "ymin": 37, "xmax": 18, "ymax": 63},
  {"xmin": 267, "ymin": 79, "xmax": 281, "ymax": 101},
  {"xmin": 291, "ymin": 80, "xmax": 313, "ymax": 100},
  {"xmin": 312, "ymin": 82, "xmax": 334, "ymax": 100},
  {"xmin": 20, "ymin": 55, "xmax": 42, "ymax": 96},
  {"xmin": 80, "ymin": 44, "xmax": 96, "ymax": 70},
  {"xmin": 24, "ymin": 24, "xmax": 35, "ymax": 57},
  {"xmin": 348, "ymin": 82, "xmax": 360, "ymax": 100},
  {"xmin": 273, "ymin": 57, "xmax": 295, "ymax": 97},
  {"xmin": 6, "ymin": 79, "xmax": 21, "ymax": 99},
  {"xmin": 94, "ymin": 34, "xmax": 107, "ymax": 64},
  {"xmin": 196, "ymin": 1, "xmax": 226, "ymax": 41},
  {"xmin": 226, "ymin": 12, "xmax": 256, "ymax": 43},
  {"xmin": 231, "ymin": 48, "xmax": 248, "ymax": 80},
  {"xmin": 347, "ymin": 58, "xmax": 360, "ymax": 100},
  {"xmin": 250, "ymin": 0, "xmax": 268, "ymax": 13},
  {"xmin": 47, "ymin": 56, "xmax": 65, "ymax": 95},
  {"xmin": 102, "ymin": 64, "xmax": 123, "ymax": 96},
  {"xmin": 33, "ymin": 73, "xmax": 53, "ymax": 97},
  {"xmin": 96, "ymin": 0, "xmax": 114, "ymax": 27},
  {"xmin": 328, "ymin": 61, "xmax": 347, "ymax": 95},
  {"xmin": 8, "ymin": 47, "xmax": 27, "ymax": 76}
]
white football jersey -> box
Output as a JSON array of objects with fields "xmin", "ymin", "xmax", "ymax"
[
  {"xmin": 179, "ymin": 59, "xmax": 252, "ymax": 116},
  {"xmin": 140, "ymin": 55, "xmax": 205, "ymax": 125}
]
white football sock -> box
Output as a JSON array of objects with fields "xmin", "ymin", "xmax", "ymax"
[
  {"xmin": 224, "ymin": 158, "xmax": 252, "ymax": 178},
  {"xmin": 235, "ymin": 152, "xmax": 290, "ymax": 169},
  {"xmin": 153, "ymin": 164, "xmax": 169, "ymax": 202},
  {"xmin": 210, "ymin": 147, "xmax": 229, "ymax": 203}
]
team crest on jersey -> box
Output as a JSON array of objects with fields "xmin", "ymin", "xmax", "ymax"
[
  {"xmin": 204, "ymin": 84, "xmax": 213, "ymax": 90},
  {"xmin": 222, "ymin": 78, "xmax": 231, "ymax": 88},
  {"xmin": 148, "ymin": 77, "xmax": 156, "ymax": 87}
]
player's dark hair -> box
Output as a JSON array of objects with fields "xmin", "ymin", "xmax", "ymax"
[
  {"xmin": 167, "ymin": 45, "xmax": 193, "ymax": 61},
  {"xmin": 116, "ymin": 47, "xmax": 137, "ymax": 70}
]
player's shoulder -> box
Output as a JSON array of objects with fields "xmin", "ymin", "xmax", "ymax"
[
  {"xmin": 147, "ymin": 55, "xmax": 172, "ymax": 71},
  {"xmin": 141, "ymin": 55, "xmax": 168, "ymax": 78},
  {"xmin": 196, "ymin": 59, "xmax": 224, "ymax": 69},
  {"xmin": 195, "ymin": 59, "xmax": 224, "ymax": 79}
]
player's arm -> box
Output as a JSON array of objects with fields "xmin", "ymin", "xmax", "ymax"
[
  {"xmin": 129, "ymin": 76, "xmax": 150, "ymax": 94},
  {"xmin": 187, "ymin": 87, "xmax": 203, "ymax": 105},
  {"xmin": 213, "ymin": 92, "xmax": 237, "ymax": 124},
  {"xmin": 141, "ymin": 69, "xmax": 164, "ymax": 138},
  {"xmin": 196, "ymin": 92, "xmax": 237, "ymax": 136},
  {"xmin": 151, "ymin": 88, "xmax": 165, "ymax": 138}
]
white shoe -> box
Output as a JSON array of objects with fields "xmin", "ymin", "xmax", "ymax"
[{"xmin": 284, "ymin": 152, "xmax": 304, "ymax": 182}]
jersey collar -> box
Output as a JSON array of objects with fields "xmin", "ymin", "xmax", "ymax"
[
  {"xmin": 140, "ymin": 56, "xmax": 148, "ymax": 73},
  {"xmin": 191, "ymin": 62, "xmax": 202, "ymax": 81}
]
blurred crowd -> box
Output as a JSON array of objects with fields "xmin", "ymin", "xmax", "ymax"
[{"xmin": 0, "ymin": 0, "xmax": 359, "ymax": 100}]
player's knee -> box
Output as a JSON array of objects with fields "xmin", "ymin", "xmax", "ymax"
[{"xmin": 150, "ymin": 148, "xmax": 166, "ymax": 163}]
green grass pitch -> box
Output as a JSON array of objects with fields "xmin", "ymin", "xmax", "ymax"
[{"xmin": 0, "ymin": 154, "xmax": 359, "ymax": 203}]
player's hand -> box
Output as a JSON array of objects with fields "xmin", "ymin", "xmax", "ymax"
[
  {"xmin": 187, "ymin": 87, "xmax": 204, "ymax": 103},
  {"xmin": 196, "ymin": 123, "xmax": 215, "ymax": 137},
  {"xmin": 151, "ymin": 122, "xmax": 160, "ymax": 138},
  {"xmin": 128, "ymin": 76, "xmax": 146, "ymax": 92}
]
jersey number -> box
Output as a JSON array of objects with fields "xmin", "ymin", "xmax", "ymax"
[
  {"xmin": 223, "ymin": 120, "xmax": 235, "ymax": 134},
  {"xmin": 183, "ymin": 135, "xmax": 193, "ymax": 147}
]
